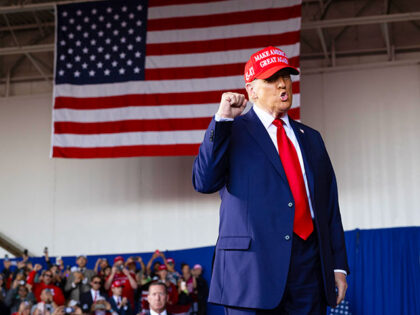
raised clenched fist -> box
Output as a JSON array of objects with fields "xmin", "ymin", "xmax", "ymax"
[{"xmin": 216, "ymin": 92, "xmax": 248, "ymax": 119}]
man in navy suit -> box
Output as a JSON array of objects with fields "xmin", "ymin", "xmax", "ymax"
[
  {"xmin": 108, "ymin": 280, "xmax": 132, "ymax": 315},
  {"xmin": 193, "ymin": 46, "xmax": 349, "ymax": 314}
]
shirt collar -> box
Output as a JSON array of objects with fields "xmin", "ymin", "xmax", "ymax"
[
  {"xmin": 150, "ymin": 309, "xmax": 167, "ymax": 315},
  {"xmin": 252, "ymin": 104, "xmax": 291, "ymax": 130}
]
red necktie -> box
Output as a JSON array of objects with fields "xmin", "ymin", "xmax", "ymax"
[{"xmin": 273, "ymin": 119, "xmax": 313, "ymax": 240}]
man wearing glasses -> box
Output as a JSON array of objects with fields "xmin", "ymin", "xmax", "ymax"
[
  {"xmin": 80, "ymin": 275, "xmax": 106, "ymax": 312},
  {"xmin": 27, "ymin": 266, "xmax": 65, "ymax": 305}
]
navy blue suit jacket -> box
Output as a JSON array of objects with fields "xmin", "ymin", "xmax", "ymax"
[
  {"xmin": 192, "ymin": 108, "xmax": 349, "ymax": 309},
  {"xmin": 108, "ymin": 296, "xmax": 132, "ymax": 315}
]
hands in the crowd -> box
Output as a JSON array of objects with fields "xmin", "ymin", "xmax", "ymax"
[
  {"xmin": 34, "ymin": 263, "xmax": 43, "ymax": 272},
  {"xmin": 73, "ymin": 271, "xmax": 84, "ymax": 284}
]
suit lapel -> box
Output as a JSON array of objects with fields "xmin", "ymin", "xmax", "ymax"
[
  {"xmin": 289, "ymin": 119, "xmax": 316, "ymax": 207},
  {"xmin": 242, "ymin": 108, "xmax": 289, "ymax": 185}
]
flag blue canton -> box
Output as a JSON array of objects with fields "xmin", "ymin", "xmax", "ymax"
[
  {"xmin": 55, "ymin": 0, "xmax": 148, "ymax": 85},
  {"xmin": 328, "ymin": 300, "xmax": 352, "ymax": 315}
]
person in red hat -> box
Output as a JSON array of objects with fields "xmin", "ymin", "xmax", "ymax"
[
  {"xmin": 104, "ymin": 256, "xmax": 137, "ymax": 310},
  {"xmin": 108, "ymin": 280, "xmax": 132, "ymax": 315},
  {"xmin": 193, "ymin": 46, "xmax": 349, "ymax": 314},
  {"xmin": 164, "ymin": 258, "xmax": 180, "ymax": 285},
  {"xmin": 156, "ymin": 265, "xmax": 178, "ymax": 311}
]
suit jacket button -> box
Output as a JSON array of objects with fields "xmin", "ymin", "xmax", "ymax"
[
  {"xmin": 210, "ymin": 129, "xmax": 214, "ymax": 142},
  {"xmin": 288, "ymin": 202, "xmax": 293, "ymax": 207},
  {"xmin": 285, "ymin": 235, "xmax": 291, "ymax": 241}
]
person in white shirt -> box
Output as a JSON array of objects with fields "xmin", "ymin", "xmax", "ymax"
[{"xmin": 80, "ymin": 275, "xmax": 105, "ymax": 312}]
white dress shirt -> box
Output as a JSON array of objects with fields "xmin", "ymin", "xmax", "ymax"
[
  {"xmin": 91, "ymin": 289, "xmax": 100, "ymax": 302},
  {"xmin": 150, "ymin": 309, "xmax": 168, "ymax": 315}
]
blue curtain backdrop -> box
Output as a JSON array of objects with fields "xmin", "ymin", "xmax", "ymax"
[{"xmin": 1, "ymin": 227, "xmax": 418, "ymax": 315}]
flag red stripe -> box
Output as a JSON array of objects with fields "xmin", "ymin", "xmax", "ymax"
[
  {"xmin": 53, "ymin": 144, "xmax": 201, "ymax": 158},
  {"xmin": 54, "ymin": 82, "xmax": 299, "ymax": 110},
  {"xmin": 54, "ymin": 88, "xmax": 245, "ymax": 109},
  {"xmin": 148, "ymin": 5, "xmax": 301, "ymax": 31},
  {"xmin": 288, "ymin": 107, "xmax": 300, "ymax": 120},
  {"xmin": 55, "ymin": 117, "xmax": 213, "ymax": 134},
  {"xmin": 146, "ymin": 31, "xmax": 300, "ymax": 56},
  {"xmin": 145, "ymin": 57, "xmax": 300, "ymax": 80},
  {"xmin": 149, "ymin": 0, "xmax": 227, "ymax": 8}
]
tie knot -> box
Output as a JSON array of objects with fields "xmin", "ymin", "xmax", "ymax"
[{"xmin": 272, "ymin": 118, "xmax": 284, "ymax": 128}]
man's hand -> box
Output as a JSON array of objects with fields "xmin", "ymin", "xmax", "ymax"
[
  {"xmin": 122, "ymin": 267, "xmax": 130, "ymax": 276},
  {"xmin": 216, "ymin": 92, "xmax": 247, "ymax": 119},
  {"xmin": 334, "ymin": 272, "xmax": 348, "ymax": 306},
  {"xmin": 52, "ymin": 306, "xmax": 65, "ymax": 315},
  {"xmin": 34, "ymin": 264, "xmax": 43, "ymax": 272},
  {"xmin": 73, "ymin": 272, "xmax": 83, "ymax": 284}
]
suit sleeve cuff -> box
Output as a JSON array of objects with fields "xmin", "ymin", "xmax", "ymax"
[
  {"xmin": 334, "ymin": 269, "xmax": 347, "ymax": 276},
  {"xmin": 215, "ymin": 114, "xmax": 234, "ymax": 122}
]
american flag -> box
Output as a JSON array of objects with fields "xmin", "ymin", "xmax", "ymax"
[{"xmin": 52, "ymin": 0, "xmax": 302, "ymax": 158}]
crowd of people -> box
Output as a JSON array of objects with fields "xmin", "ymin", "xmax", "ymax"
[{"xmin": 0, "ymin": 249, "xmax": 209, "ymax": 315}]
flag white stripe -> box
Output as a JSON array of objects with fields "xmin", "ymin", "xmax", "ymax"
[
  {"xmin": 53, "ymin": 95, "xmax": 300, "ymax": 123},
  {"xmin": 54, "ymin": 76, "xmax": 300, "ymax": 98},
  {"xmin": 54, "ymin": 130, "xmax": 206, "ymax": 147},
  {"xmin": 148, "ymin": 0, "xmax": 301, "ymax": 19},
  {"xmin": 54, "ymin": 103, "xmax": 219, "ymax": 122},
  {"xmin": 146, "ymin": 18, "xmax": 301, "ymax": 44},
  {"xmin": 145, "ymin": 44, "xmax": 300, "ymax": 69}
]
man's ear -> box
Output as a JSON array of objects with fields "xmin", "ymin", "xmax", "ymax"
[{"xmin": 245, "ymin": 82, "xmax": 257, "ymax": 101}]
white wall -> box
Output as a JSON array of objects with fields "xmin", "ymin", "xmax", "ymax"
[
  {"xmin": 301, "ymin": 63, "xmax": 420, "ymax": 230},
  {"xmin": 0, "ymin": 63, "xmax": 419, "ymax": 256}
]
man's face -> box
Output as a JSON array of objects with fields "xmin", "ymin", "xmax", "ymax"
[
  {"xmin": 18, "ymin": 286, "xmax": 28, "ymax": 298},
  {"xmin": 246, "ymin": 69, "xmax": 293, "ymax": 118},
  {"xmin": 40, "ymin": 289, "xmax": 53, "ymax": 302},
  {"xmin": 43, "ymin": 271, "xmax": 53, "ymax": 285},
  {"xmin": 77, "ymin": 257, "xmax": 87, "ymax": 268},
  {"xmin": 158, "ymin": 269, "xmax": 168, "ymax": 280},
  {"xmin": 114, "ymin": 260, "xmax": 123, "ymax": 268},
  {"xmin": 91, "ymin": 277, "xmax": 101, "ymax": 291},
  {"xmin": 148, "ymin": 284, "xmax": 168, "ymax": 314},
  {"xmin": 112, "ymin": 286, "xmax": 123, "ymax": 296},
  {"xmin": 192, "ymin": 268, "xmax": 202, "ymax": 277},
  {"xmin": 167, "ymin": 263, "xmax": 175, "ymax": 272}
]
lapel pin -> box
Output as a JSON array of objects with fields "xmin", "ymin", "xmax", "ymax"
[{"xmin": 300, "ymin": 128, "xmax": 304, "ymax": 134}]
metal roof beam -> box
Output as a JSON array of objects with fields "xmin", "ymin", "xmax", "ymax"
[
  {"xmin": 302, "ymin": 11, "xmax": 420, "ymax": 30},
  {"xmin": 0, "ymin": 21, "xmax": 54, "ymax": 32},
  {"xmin": 25, "ymin": 51, "xmax": 51, "ymax": 83},
  {"xmin": 0, "ymin": 0, "xmax": 97, "ymax": 14},
  {"xmin": 316, "ymin": 27, "xmax": 330, "ymax": 65},
  {"xmin": 0, "ymin": 42, "xmax": 53, "ymax": 55},
  {"xmin": 380, "ymin": 23, "xmax": 393, "ymax": 61}
]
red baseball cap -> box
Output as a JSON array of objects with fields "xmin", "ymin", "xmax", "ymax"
[
  {"xmin": 166, "ymin": 258, "xmax": 175, "ymax": 264},
  {"xmin": 111, "ymin": 280, "xmax": 124, "ymax": 288},
  {"xmin": 244, "ymin": 46, "xmax": 299, "ymax": 83},
  {"xmin": 158, "ymin": 264, "xmax": 168, "ymax": 271},
  {"xmin": 114, "ymin": 256, "xmax": 124, "ymax": 264}
]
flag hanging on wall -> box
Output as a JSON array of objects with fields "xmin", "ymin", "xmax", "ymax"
[{"xmin": 52, "ymin": 0, "xmax": 302, "ymax": 158}]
